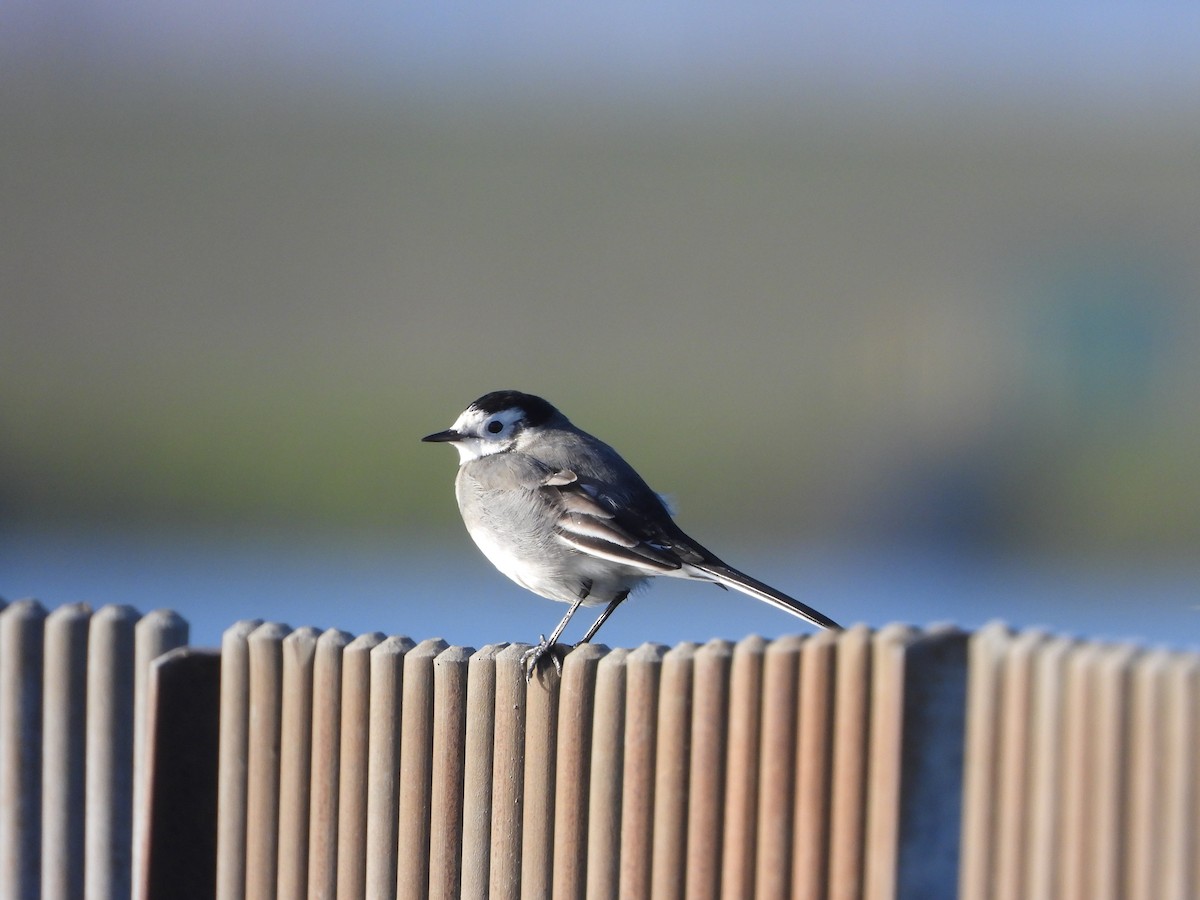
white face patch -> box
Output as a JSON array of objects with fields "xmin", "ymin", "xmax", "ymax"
[{"xmin": 448, "ymin": 406, "xmax": 526, "ymax": 463}]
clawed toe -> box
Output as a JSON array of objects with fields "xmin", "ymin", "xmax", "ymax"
[{"xmin": 521, "ymin": 637, "xmax": 570, "ymax": 683}]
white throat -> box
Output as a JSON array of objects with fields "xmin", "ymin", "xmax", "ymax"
[
  {"xmin": 448, "ymin": 406, "xmax": 524, "ymax": 464},
  {"xmin": 453, "ymin": 439, "xmax": 504, "ymax": 464}
]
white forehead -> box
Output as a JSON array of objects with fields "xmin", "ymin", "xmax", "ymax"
[
  {"xmin": 452, "ymin": 405, "xmax": 525, "ymax": 433},
  {"xmin": 448, "ymin": 404, "xmax": 527, "ymax": 463}
]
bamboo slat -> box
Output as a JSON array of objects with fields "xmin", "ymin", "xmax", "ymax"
[
  {"xmin": 275, "ymin": 626, "xmax": 320, "ymax": 900},
  {"xmin": 215, "ymin": 619, "xmax": 264, "ymax": 900},
  {"xmin": 243, "ymin": 622, "xmax": 290, "ymax": 900},
  {"xmin": 396, "ymin": 637, "xmax": 448, "ymax": 900},
  {"xmin": 307, "ymin": 628, "xmax": 353, "ymax": 899},
  {"xmin": 460, "ymin": 643, "xmax": 506, "ymax": 899},
  {"xmin": 719, "ymin": 635, "xmax": 765, "ymax": 900},
  {"xmin": 650, "ymin": 641, "xmax": 696, "ymax": 900},
  {"xmin": 336, "ymin": 631, "xmax": 385, "ymax": 900},
  {"xmin": 0, "ymin": 600, "xmax": 47, "ymax": 900},
  {"xmin": 429, "ymin": 645, "xmax": 472, "ymax": 899},
  {"xmin": 364, "ymin": 635, "xmax": 416, "ymax": 900},
  {"xmin": 85, "ymin": 605, "xmax": 141, "ymax": 900},
  {"xmin": 585, "ymin": 647, "xmax": 629, "ymax": 900},
  {"xmin": 41, "ymin": 602, "xmax": 90, "ymax": 900},
  {"xmin": 618, "ymin": 643, "xmax": 667, "ymax": 899},
  {"xmin": 488, "ymin": 644, "xmax": 529, "ymax": 900}
]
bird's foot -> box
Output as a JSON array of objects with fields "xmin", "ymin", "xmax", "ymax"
[{"xmin": 522, "ymin": 635, "xmax": 570, "ymax": 683}]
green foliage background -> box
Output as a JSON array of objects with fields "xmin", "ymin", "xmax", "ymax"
[{"xmin": 4, "ymin": 82, "xmax": 1199, "ymax": 557}]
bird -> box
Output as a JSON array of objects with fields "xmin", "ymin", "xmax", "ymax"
[{"xmin": 423, "ymin": 390, "xmax": 840, "ymax": 680}]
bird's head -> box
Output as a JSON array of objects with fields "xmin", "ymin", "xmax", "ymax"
[{"xmin": 422, "ymin": 390, "xmax": 562, "ymax": 463}]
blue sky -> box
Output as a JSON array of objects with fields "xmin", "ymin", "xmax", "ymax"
[{"xmin": 6, "ymin": 3, "xmax": 1200, "ymax": 108}]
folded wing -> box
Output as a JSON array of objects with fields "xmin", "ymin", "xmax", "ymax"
[{"xmin": 541, "ymin": 469, "xmax": 840, "ymax": 631}]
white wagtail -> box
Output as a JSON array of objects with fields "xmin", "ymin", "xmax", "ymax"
[{"xmin": 423, "ymin": 390, "xmax": 840, "ymax": 679}]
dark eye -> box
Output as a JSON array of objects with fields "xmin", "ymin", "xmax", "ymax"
[{"xmin": 487, "ymin": 420, "xmax": 504, "ymax": 434}]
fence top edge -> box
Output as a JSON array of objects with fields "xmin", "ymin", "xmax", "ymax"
[
  {"xmin": 247, "ymin": 620, "xmax": 291, "ymax": 641},
  {"xmin": 495, "ymin": 642, "xmax": 532, "ymax": 662},
  {"xmin": 626, "ymin": 642, "xmax": 669, "ymax": 662},
  {"xmin": 90, "ymin": 603, "xmax": 142, "ymax": 624},
  {"xmin": 45, "ymin": 600, "xmax": 93, "ymax": 622},
  {"xmin": 0, "ymin": 597, "xmax": 49, "ymax": 621},
  {"xmin": 565, "ymin": 642, "xmax": 609, "ymax": 662},
  {"xmin": 222, "ymin": 619, "xmax": 265, "ymax": 642},
  {"xmin": 110, "ymin": 608, "xmax": 1200, "ymax": 662},
  {"xmin": 663, "ymin": 640, "xmax": 699, "ymax": 660},
  {"xmin": 316, "ymin": 626, "xmax": 354, "ymax": 648},
  {"xmin": 137, "ymin": 608, "xmax": 188, "ymax": 628},
  {"xmin": 345, "ymin": 631, "xmax": 386, "ymax": 651},
  {"xmin": 406, "ymin": 636, "xmax": 450, "ymax": 659},
  {"xmin": 370, "ymin": 634, "xmax": 417, "ymax": 656},
  {"xmin": 598, "ymin": 646, "xmax": 631, "ymax": 667},
  {"xmin": 468, "ymin": 642, "xmax": 510, "ymax": 662},
  {"xmin": 283, "ymin": 625, "xmax": 322, "ymax": 646},
  {"xmin": 434, "ymin": 644, "xmax": 474, "ymax": 664},
  {"xmin": 152, "ymin": 645, "xmax": 221, "ymax": 667},
  {"xmin": 733, "ymin": 633, "xmax": 769, "ymax": 652},
  {"xmin": 697, "ymin": 636, "xmax": 735, "ymax": 657}
]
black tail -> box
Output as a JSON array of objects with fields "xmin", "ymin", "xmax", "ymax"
[{"xmin": 697, "ymin": 563, "xmax": 841, "ymax": 630}]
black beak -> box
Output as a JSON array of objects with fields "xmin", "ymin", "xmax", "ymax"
[{"xmin": 422, "ymin": 429, "xmax": 461, "ymax": 443}]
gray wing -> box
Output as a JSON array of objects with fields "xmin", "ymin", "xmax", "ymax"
[
  {"xmin": 502, "ymin": 431, "xmax": 841, "ymax": 630},
  {"xmin": 543, "ymin": 468, "xmax": 711, "ymax": 574},
  {"xmin": 543, "ymin": 465, "xmax": 842, "ymax": 631}
]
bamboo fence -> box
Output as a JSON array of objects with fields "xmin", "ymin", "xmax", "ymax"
[{"xmin": 0, "ymin": 597, "xmax": 1196, "ymax": 899}]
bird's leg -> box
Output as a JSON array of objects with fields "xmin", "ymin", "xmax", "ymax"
[
  {"xmin": 576, "ymin": 589, "xmax": 629, "ymax": 646},
  {"xmin": 523, "ymin": 579, "xmax": 591, "ymax": 682}
]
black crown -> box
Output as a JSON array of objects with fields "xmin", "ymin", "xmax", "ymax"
[{"xmin": 469, "ymin": 390, "xmax": 560, "ymax": 427}]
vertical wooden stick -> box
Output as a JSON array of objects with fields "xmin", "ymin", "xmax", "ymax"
[
  {"xmin": 274, "ymin": 626, "xmax": 319, "ymax": 900},
  {"xmin": 1024, "ymin": 637, "xmax": 1073, "ymax": 900},
  {"xmin": 650, "ymin": 642, "xmax": 696, "ymax": 900},
  {"xmin": 863, "ymin": 624, "xmax": 917, "ymax": 900},
  {"xmin": 41, "ymin": 602, "xmax": 91, "ymax": 900},
  {"xmin": 889, "ymin": 626, "xmax": 968, "ymax": 899},
  {"xmin": 792, "ymin": 628, "xmax": 838, "ymax": 899},
  {"xmin": 336, "ymin": 631, "xmax": 385, "ymax": 900},
  {"xmin": 307, "ymin": 628, "xmax": 352, "ymax": 900},
  {"xmin": 685, "ymin": 638, "xmax": 732, "ymax": 900},
  {"xmin": 364, "ymin": 635, "xmax": 415, "ymax": 900},
  {"xmin": 551, "ymin": 643, "xmax": 607, "ymax": 900},
  {"xmin": 1089, "ymin": 645, "xmax": 1139, "ymax": 900},
  {"xmin": 138, "ymin": 648, "xmax": 221, "ymax": 900},
  {"xmin": 488, "ymin": 644, "xmax": 529, "ymax": 900},
  {"xmin": 618, "ymin": 643, "xmax": 666, "ymax": 899},
  {"xmin": 132, "ymin": 609, "xmax": 189, "ymax": 900},
  {"xmin": 1161, "ymin": 655, "xmax": 1199, "ymax": 899},
  {"xmin": 1059, "ymin": 643, "xmax": 1102, "ymax": 900},
  {"xmin": 243, "ymin": 622, "xmax": 290, "ymax": 900},
  {"xmin": 520, "ymin": 651, "xmax": 560, "ymax": 900},
  {"xmin": 827, "ymin": 624, "xmax": 872, "ymax": 900},
  {"xmin": 428, "ymin": 645, "xmax": 472, "ymax": 899},
  {"xmin": 0, "ymin": 600, "xmax": 47, "ymax": 900},
  {"xmin": 216, "ymin": 620, "xmax": 264, "ymax": 900},
  {"xmin": 957, "ymin": 622, "xmax": 1011, "ymax": 900},
  {"xmin": 460, "ymin": 643, "xmax": 506, "ymax": 900},
  {"xmin": 754, "ymin": 635, "xmax": 803, "ymax": 900},
  {"xmin": 586, "ymin": 648, "xmax": 628, "ymax": 900},
  {"xmin": 85, "ymin": 604, "xmax": 140, "ymax": 900},
  {"xmin": 720, "ymin": 636, "xmax": 765, "ymax": 900},
  {"xmin": 396, "ymin": 638, "xmax": 447, "ymax": 900},
  {"xmin": 992, "ymin": 630, "xmax": 1046, "ymax": 900}
]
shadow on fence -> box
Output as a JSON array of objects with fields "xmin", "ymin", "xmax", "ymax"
[{"xmin": 0, "ymin": 598, "xmax": 1196, "ymax": 899}]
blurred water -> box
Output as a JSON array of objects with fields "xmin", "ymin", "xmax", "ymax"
[{"xmin": 3, "ymin": 525, "xmax": 1195, "ymax": 653}]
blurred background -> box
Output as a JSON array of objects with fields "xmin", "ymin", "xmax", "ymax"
[{"xmin": 3, "ymin": 3, "xmax": 1198, "ymax": 650}]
